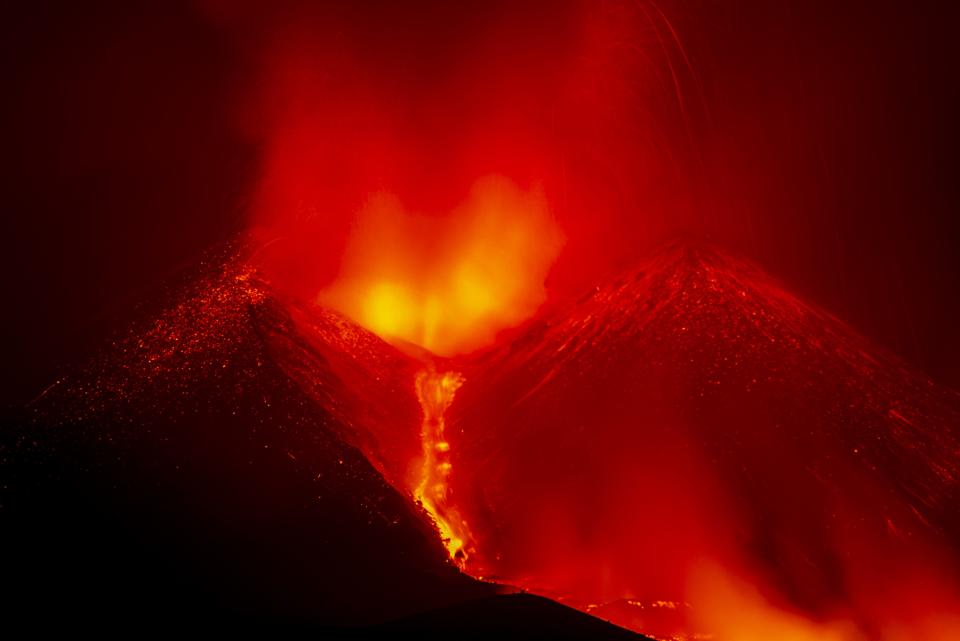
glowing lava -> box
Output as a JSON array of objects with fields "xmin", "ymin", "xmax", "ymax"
[
  {"xmin": 318, "ymin": 176, "xmax": 564, "ymax": 356},
  {"xmin": 413, "ymin": 368, "xmax": 473, "ymax": 567},
  {"xmin": 311, "ymin": 175, "xmax": 562, "ymax": 572}
]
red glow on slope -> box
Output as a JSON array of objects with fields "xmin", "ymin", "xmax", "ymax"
[{"xmin": 432, "ymin": 245, "xmax": 960, "ymax": 640}]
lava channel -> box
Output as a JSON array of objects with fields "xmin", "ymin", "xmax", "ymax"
[{"xmin": 413, "ymin": 367, "xmax": 474, "ymax": 568}]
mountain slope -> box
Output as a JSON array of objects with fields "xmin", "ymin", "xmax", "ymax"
[
  {"xmin": 5, "ymin": 239, "xmax": 957, "ymax": 638},
  {"xmin": 0, "ymin": 244, "xmax": 489, "ymax": 626},
  {"xmin": 444, "ymin": 241, "xmax": 960, "ymax": 637}
]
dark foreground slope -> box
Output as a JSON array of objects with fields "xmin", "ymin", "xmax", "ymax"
[
  {"xmin": 372, "ymin": 593, "xmax": 642, "ymax": 639},
  {"xmin": 0, "ymin": 244, "xmax": 654, "ymax": 639},
  {"xmin": 0, "ymin": 246, "xmax": 490, "ymax": 626},
  {"xmin": 447, "ymin": 241, "xmax": 960, "ymax": 636}
]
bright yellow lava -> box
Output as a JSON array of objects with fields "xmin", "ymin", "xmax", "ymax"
[
  {"xmin": 317, "ymin": 175, "xmax": 564, "ymax": 355},
  {"xmin": 413, "ymin": 368, "xmax": 473, "ymax": 566}
]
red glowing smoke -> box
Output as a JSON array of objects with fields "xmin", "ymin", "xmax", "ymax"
[{"xmin": 203, "ymin": 0, "xmax": 698, "ymax": 312}]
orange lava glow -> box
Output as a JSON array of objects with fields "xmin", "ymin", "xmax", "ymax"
[
  {"xmin": 413, "ymin": 368, "xmax": 473, "ymax": 566},
  {"xmin": 687, "ymin": 562, "xmax": 862, "ymax": 641},
  {"xmin": 318, "ymin": 176, "xmax": 563, "ymax": 356},
  {"xmin": 686, "ymin": 561, "xmax": 960, "ymax": 641}
]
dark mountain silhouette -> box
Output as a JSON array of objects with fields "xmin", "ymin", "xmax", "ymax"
[
  {"xmin": 0, "ymin": 244, "xmax": 491, "ymax": 628},
  {"xmin": 372, "ymin": 593, "xmax": 643, "ymax": 639}
]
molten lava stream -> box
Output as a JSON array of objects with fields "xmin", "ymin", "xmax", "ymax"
[{"xmin": 413, "ymin": 367, "xmax": 474, "ymax": 568}]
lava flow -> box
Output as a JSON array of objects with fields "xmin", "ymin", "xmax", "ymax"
[{"xmin": 413, "ymin": 368, "xmax": 473, "ymax": 567}]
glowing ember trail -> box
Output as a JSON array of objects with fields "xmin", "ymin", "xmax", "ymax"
[{"xmin": 413, "ymin": 367, "xmax": 473, "ymax": 567}]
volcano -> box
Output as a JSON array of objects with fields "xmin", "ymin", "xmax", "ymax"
[
  {"xmin": 0, "ymin": 241, "xmax": 657, "ymax": 638},
  {"xmin": 3, "ymin": 240, "xmax": 958, "ymax": 638}
]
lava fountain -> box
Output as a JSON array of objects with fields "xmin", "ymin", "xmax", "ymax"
[{"xmin": 317, "ymin": 175, "xmax": 564, "ymax": 356}]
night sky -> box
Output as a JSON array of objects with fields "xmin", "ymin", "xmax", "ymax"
[{"xmin": 3, "ymin": 0, "xmax": 959, "ymax": 406}]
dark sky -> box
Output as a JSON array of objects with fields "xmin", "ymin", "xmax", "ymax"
[{"xmin": 2, "ymin": 0, "xmax": 958, "ymax": 406}]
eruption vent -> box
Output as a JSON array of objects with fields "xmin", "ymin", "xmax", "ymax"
[{"xmin": 318, "ymin": 175, "xmax": 564, "ymax": 356}]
